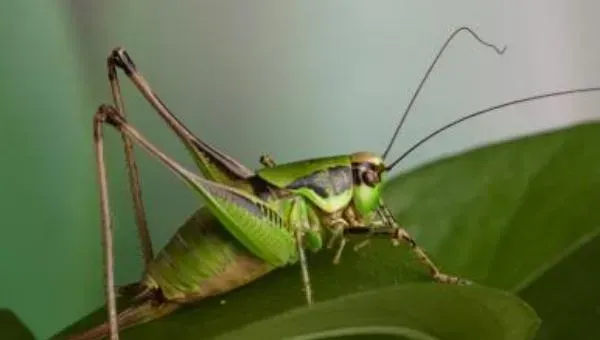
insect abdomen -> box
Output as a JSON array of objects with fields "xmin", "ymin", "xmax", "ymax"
[{"xmin": 144, "ymin": 207, "xmax": 275, "ymax": 303}]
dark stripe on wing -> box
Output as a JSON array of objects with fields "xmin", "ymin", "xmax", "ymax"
[
  {"xmin": 190, "ymin": 139, "xmax": 255, "ymax": 179},
  {"xmin": 202, "ymin": 181, "xmax": 284, "ymax": 228}
]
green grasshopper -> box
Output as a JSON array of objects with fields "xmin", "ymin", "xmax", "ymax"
[{"xmin": 67, "ymin": 27, "xmax": 600, "ymax": 340}]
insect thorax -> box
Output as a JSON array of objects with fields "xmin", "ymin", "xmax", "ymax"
[{"xmin": 254, "ymin": 162, "xmax": 354, "ymax": 213}]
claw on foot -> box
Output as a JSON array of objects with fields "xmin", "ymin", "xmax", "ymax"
[{"xmin": 433, "ymin": 272, "xmax": 472, "ymax": 285}]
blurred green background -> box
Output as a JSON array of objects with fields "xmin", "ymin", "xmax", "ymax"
[{"xmin": 2, "ymin": 1, "xmax": 600, "ymax": 339}]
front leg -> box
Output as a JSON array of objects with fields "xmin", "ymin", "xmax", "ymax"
[
  {"xmin": 391, "ymin": 228, "xmax": 469, "ymax": 285},
  {"xmin": 288, "ymin": 197, "xmax": 323, "ymax": 305},
  {"xmin": 294, "ymin": 231, "xmax": 313, "ymax": 305},
  {"xmin": 345, "ymin": 223, "xmax": 470, "ymax": 285},
  {"xmin": 326, "ymin": 205, "xmax": 364, "ymax": 264},
  {"xmin": 324, "ymin": 219, "xmax": 348, "ymax": 265}
]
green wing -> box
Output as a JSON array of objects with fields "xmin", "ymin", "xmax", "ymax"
[{"xmin": 183, "ymin": 170, "xmax": 298, "ymax": 267}]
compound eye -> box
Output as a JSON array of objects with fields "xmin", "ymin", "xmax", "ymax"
[{"xmin": 361, "ymin": 169, "xmax": 380, "ymax": 186}]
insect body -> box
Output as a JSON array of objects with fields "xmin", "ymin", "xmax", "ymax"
[{"xmin": 68, "ymin": 27, "xmax": 600, "ymax": 340}]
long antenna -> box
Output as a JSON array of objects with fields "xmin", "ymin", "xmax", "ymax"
[
  {"xmin": 385, "ymin": 87, "xmax": 600, "ymax": 170},
  {"xmin": 382, "ymin": 26, "xmax": 506, "ymax": 159}
]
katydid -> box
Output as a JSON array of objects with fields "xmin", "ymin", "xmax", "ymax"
[{"xmin": 67, "ymin": 26, "xmax": 600, "ymax": 340}]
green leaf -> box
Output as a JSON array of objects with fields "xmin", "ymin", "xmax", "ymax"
[
  {"xmin": 215, "ymin": 285, "xmax": 539, "ymax": 340},
  {"xmin": 57, "ymin": 122, "xmax": 600, "ymax": 339},
  {"xmin": 385, "ymin": 122, "xmax": 600, "ymax": 291},
  {"xmin": 385, "ymin": 122, "xmax": 600, "ymax": 339},
  {"xmin": 0, "ymin": 309, "xmax": 35, "ymax": 340},
  {"xmin": 519, "ymin": 230, "xmax": 600, "ymax": 340}
]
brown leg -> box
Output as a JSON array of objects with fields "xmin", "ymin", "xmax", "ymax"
[
  {"xmin": 91, "ymin": 103, "xmax": 198, "ymax": 339},
  {"xmin": 94, "ymin": 104, "xmax": 205, "ymax": 187},
  {"xmin": 391, "ymin": 228, "xmax": 470, "ymax": 285},
  {"xmin": 345, "ymin": 222, "xmax": 470, "ymax": 285},
  {"xmin": 325, "ymin": 222, "xmax": 347, "ymax": 265},
  {"xmin": 106, "ymin": 47, "xmax": 256, "ymax": 206},
  {"xmin": 106, "ymin": 48, "xmax": 198, "ymax": 146},
  {"xmin": 91, "ymin": 101, "xmax": 200, "ymax": 339},
  {"xmin": 93, "ymin": 107, "xmax": 121, "ymax": 340},
  {"xmin": 107, "ymin": 47, "xmax": 254, "ymax": 181},
  {"xmin": 107, "ymin": 53, "xmax": 154, "ymax": 267},
  {"xmin": 332, "ymin": 236, "xmax": 347, "ymax": 265},
  {"xmin": 372, "ymin": 205, "xmax": 470, "ymax": 284}
]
